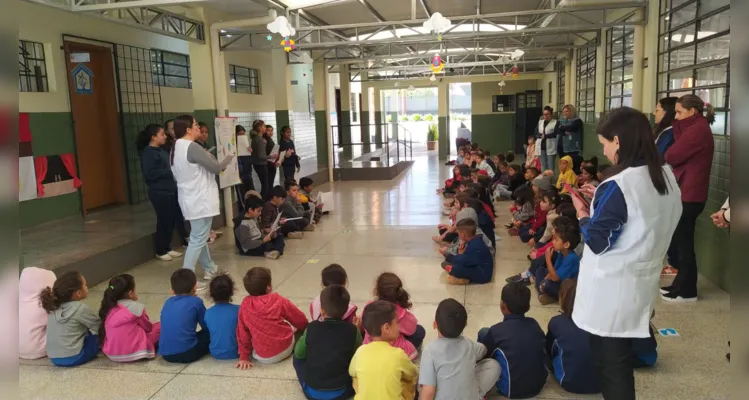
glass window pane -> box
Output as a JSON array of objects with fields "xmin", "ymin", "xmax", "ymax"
[
  {"xmin": 236, "ymin": 75, "xmax": 250, "ymax": 85},
  {"xmin": 696, "ymin": 87, "xmax": 727, "ymax": 110},
  {"xmin": 165, "ymin": 64, "xmax": 188, "ymax": 77},
  {"xmin": 700, "ymin": 0, "xmax": 729, "ymax": 16},
  {"xmin": 165, "ymin": 76, "xmax": 189, "ymax": 88},
  {"xmin": 671, "ymin": 0, "xmax": 692, "ymax": 8},
  {"xmin": 695, "ymin": 64, "xmax": 728, "ymax": 87},
  {"xmin": 697, "ymin": 33, "xmax": 729, "ymax": 62},
  {"xmin": 669, "ymin": 23, "xmax": 697, "ymax": 46},
  {"xmin": 162, "ymin": 52, "xmax": 188, "ymax": 66},
  {"xmin": 622, "ymin": 96, "xmax": 632, "ymax": 107},
  {"xmin": 668, "ymin": 45, "xmax": 695, "ymax": 70},
  {"xmin": 700, "ymin": 11, "xmax": 730, "ymax": 35},
  {"xmin": 670, "ymin": 2, "xmax": 697, "ymax": 27},
  {"xmin": 623, "ymin": 64, "xmax": 634, "ymax": 81},
  {"xmin": 623, "ymin": 81, "xmax": 633, "ymax": 95},
  {"xmin": 669, "ymin": 70, "xmax": 694, "ymax": 90}
]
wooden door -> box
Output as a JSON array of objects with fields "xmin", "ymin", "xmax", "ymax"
[
  {"xmin": 523, "ymin": 90, "xmax": 544, "ymax": 154},
  {"xmin": 64, "ymin": 41, "xmax": 126, "ymax": 213}
]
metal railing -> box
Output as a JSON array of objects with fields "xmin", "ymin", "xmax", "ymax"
[{"xmin": 330, "ymin": 123, "xmax": 413, "ymax": 168}]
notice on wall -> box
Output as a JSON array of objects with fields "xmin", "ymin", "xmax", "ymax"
[{"xmin": 214, "ymin": 117, "xmax": 241, "ymax": 189}]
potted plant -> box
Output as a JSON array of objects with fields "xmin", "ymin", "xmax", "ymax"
[{"xmin": 427, "ymin": 123, "xmax": 438, "ymax": 150}]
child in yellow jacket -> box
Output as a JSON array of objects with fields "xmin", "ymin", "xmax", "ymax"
[{"xmin": 556, "ymin": 155, "xmax": 578, "ymax": 194}]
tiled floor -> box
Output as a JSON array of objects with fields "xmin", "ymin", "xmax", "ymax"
[{"xmin": 20, "ymin": 154, "xmax": 730, "ymax": 399}]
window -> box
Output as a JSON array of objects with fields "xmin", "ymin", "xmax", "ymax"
[
  {"xmin": 19, "ymin": 40, "xmax": 48, "ymax": 92},
  {"xmin": 576, "ymin": 42, "xmax": 597, "ymax": 123},
  {"xmin": 556, "ymin": 60, "xmax": 566, "ymax": 115},
  {"xmin": 604, "ymin": 20, "xmax": 635, "ymax": 111},
  {"xmin": 657, "ymin": 0, "xmax": 730, "ymax": 134},
  {"xmin": 350, "ymin": 93, "xmax": 358, "ymax": 122},
  {"xmin": 229, "ymin": 65, "xmax": 260, "ymax": 94},
  {"xmin": 150, "ymin": 49, "xmax": 191, "ymax": 89}
]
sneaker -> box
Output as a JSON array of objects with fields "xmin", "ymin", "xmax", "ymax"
[
  {"xmin": 504, "ymin": 222, "xmax": 514, "ymax": 229},
  {"xmin": 661, "ymin": 291, "xmax": 697, "ymax": 303},
  {"xmin": 203, "ymin": 270, "xmax": 216, "ymax": 281},
  {"xmin": 264, "ymin": 250, "xmax": 280, "ymax": 260},
  {"xmin": 505, "ymin": 273, "xmax": 522, "ymax": 283},
  {"xmin": 287, "ymin": 231, "xmax": 304, "ymax": 239},
  {"xmin": 661, "ymin": 265, "xmax": 678, "ymax": 276},
  {"xmin": 167, "ymin": 250, "xmax": 183, "ymax": 258},
  {"xmin": 303, "ymin": 224, "xmax": 316, "ymax": 232},
  {"xmin": 538, "ymin": 294, "xmax": 557, "ymax": 305},
  {"xmin": 156, "ymin": 253, "xmax": 173, "ymax": 261},
  {"xmin": 510, "ymin": 277, "xmax": 531, "ymax": 286},
  {"xmin": 196, "ymin": 281, "xmax": 208, "ymax": 292},
  {"xmin": 659, "ymin": 285, "xmax": 673, "ymax": 295}
]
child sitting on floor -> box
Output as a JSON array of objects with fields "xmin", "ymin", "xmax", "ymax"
[
  {"xmin": 19, "ymin": 267, "xmax": 56, "ymax": 360},
  {"xmin": 528, "ymin": 191, "xmax": 567, "ymax": 248},
  {"xmin": 159, "ymin": 269, "xmax": 210, "ymax": 364},
  {"xmin": 478, "ymin": 283, "xmax": 547, "ymax": 399},
  {"xmin": 494, "ymin": 164, "xmax": 526, "ymax": 200},
  {"xmin": 41, "ymin": 271, "xmax": 100, "ymax": 367},
  {"xmin": 555, "ymin": 155, "xmax": 578, "ymax": 194},
  {"xmin": 419, "ymin": 299, "xmax": 501, "ymax": 400},
  {"xmin": 262, "ymin": 185, "xmax": 304, "ymax": 239},
  {"xmin": 294, "ymin": 285, "xmax": 361, "ymax": 400},
  {"xmin": 363, "ymin": 273, "xmax": 425, "ymax": 360},
  {"xmin": 518, "ymin": 176, "xmax": 552, "ymax": 243},
  {"xmin": 442, "ymin": 218, "xmax": 495, "ymax": 285},
  {"xmin": 205, "ymin": 274, "xmax": 240, "ymax": 360},
  {"xmin": 476, "ymin": 152, "xmax": 495, "ymax": 178},
  {"xmin": 529, "ymin": 202, "xmax": 576, "ymax": 259},
  {"xmin": 509, "ymin": 216, "xmax": 580, "ymax": 288},
  {"xmin": 281, "ymin": 180, "xmax": 315, "ymax": 232},
  {"xmin": 236, "ymin": 267, "xmax": 308, "ymax": 369},
  {"xmin": 546, "ymin": 279, "xmax": 600, "ymax": 394},
  {"xmin": 507, "ymin": 185, "xmax": 535, "ymax": 233},
  {"xmin": 534, "ymin": 217, "xmax": 581, "ymax": 305},
  {"xmin": 350, "ymin": 301, "xmax": 419, "ymax": 400},
  {"xmin": 310, "ymin": 263, "xmax": 358, "ymax": 323},
  {"xmin": 299, "ymin": 176, "xmax": 323, "ymax": 223},
  {"xmin": 99, "ymin": 274, "xmax": 160, "ymax": 362},
  {"xmin": 234, "ymin": 196, "xmax": 285, "ymax": 259}
]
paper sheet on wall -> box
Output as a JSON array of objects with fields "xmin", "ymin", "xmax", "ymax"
[{"xmin": 215, "ymin": 117, "xmax": 241, "ymax": 188}]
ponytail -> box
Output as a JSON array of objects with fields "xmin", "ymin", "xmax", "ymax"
[
  {"xmin": 704, "ymin": 103, "xmax": 716, "ymax": 125},
  {"xmin": 677, "ymin": 94, "xmax": 715, "ymax": 125},
  {"xmin": 39, "ymin": 271, "xmax": 83, "ymax": 313},
  {"xmin": 98, "ymin": 274, "xmax": 136, "ymax": 344},
  {"xmin": 374, "ymin": 272, "xmax": 412, "ymax": 310},
  {"xmin": 136, "ymin": 123, "xmax": 162, "ymax": 153}
]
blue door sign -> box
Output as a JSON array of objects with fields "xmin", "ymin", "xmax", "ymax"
[{"xmin": 71, "ymin": 64, "xmax": 94, "ymax": 94}]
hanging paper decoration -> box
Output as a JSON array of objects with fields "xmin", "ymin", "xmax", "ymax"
[
  {"xmin": 430, "ymin": 54, "xmax": 444, "ymax": 73},
  {"xmin": 430, "ymin": 74, "xmax": 437, "ymax": 82},
  {"xmin": 423, "ymin": 12, "xmax": 452, "ymax": 41},
  {"xmin": 498, "ymin": 80, "xmax": 506, "ymax": 94},
  {"xmin": 266, "ymin": 35, "xmax": 273, "ymax": 41},
  {"xmin": 511, "ymin": 65, "xmax": 519, "ymax": 79},
  {"xmin": 281, "ymin": 37, "xmax": 296, "ymax": 52}
]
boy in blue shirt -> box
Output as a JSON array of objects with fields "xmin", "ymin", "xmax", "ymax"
[
  {"xmin": 478, "ymin": 282, "xmax": 547, "ymax": 399},
  {"xmin": 442, "ymin": 218, "xmax": 494, "ymax": 285},
  {"xmin": 205, "ymin": 274, "xmax": 241, "ymax": 360},
  {"xmin": 534, "ymin": 217, "xmax": 581, "ymax": 305},
  {"xmin": 159, "ymin": 269, "xmax": 210, "ymax": 363}
]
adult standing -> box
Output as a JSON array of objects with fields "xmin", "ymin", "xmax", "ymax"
[
  {"xmin": 137, "ymin": 124, "xmax": 183, "ymax": 262},
  {"xmin": 456, "ymin": 122, "xmax": 472, "ymax": 150},
  {"xmin": 571, "ymin": 107, "xmax": 681, "ymax": 400},
  {"xmin": 278, "ymin": 125, "xmax": 300, "ymax": 182},
  {"xmin": 170, "ymin": 115, "xmax": 233, "ymax": 286},
  {"xmin": 235, "ymin": 124, "xmax": 254, "ymax": 206},
  {"xmin": 250, "ymin": 120, "xmax": 270, "ymax": 200},
  {"xmin": 661, "ymin": 95, "xmax": 715, "ymax": 303},
  {"xmin": 162, "ymin": 119, "xmax": 189, "ymax": 246},
  {"xmin": 265, "ymin": 124, "xmax": 278, "ymax": 186},
  {"xmin": 536, "ymin": 106, "xmax": 558, "ymax": 174},
  {"xmin": 653, "ymin": 97, "xmax": 678, "ymax": 156},
  {"xmin": 556, "ymin": 104, "xmax": 583, "ymax": 173},
  {"xmin": 163, "ymin": 119, "xmax": 175, "ymax": 151}
]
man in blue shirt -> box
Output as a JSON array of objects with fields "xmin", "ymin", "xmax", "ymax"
[
  {"xmin": 534, "ymin": 216, "xmax": 581, "ymax": 305},
  {"xmin": 159, "ymin": 269, "xmax": 211, "ymax": 363}
]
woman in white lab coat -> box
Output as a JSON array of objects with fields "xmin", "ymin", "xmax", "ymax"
[{"xmin": 570, "ymin": 107, "xmax": 682, "ymax": 400}]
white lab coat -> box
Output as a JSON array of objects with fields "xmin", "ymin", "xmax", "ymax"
[
  {"xmin": 171, "ymin": 138, "xmax": 220, "ymax": 221},
  {"xmin": 537, "ymin": 119, "xmax": 558, "ymax": 156},
  {"xmin": 573, "ymin": 165, "xmax": 682, "ymax": 338}
]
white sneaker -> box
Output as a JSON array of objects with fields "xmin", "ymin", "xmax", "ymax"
[
  {"xmin": 204, "ymin": 270, "xmax": 216, "ymax": 281},
  {"xmin": 167, "ymin": 250, "xmax": 183, "ymax": 258},
  {"xmin": 287, "ymin": 231, "xmax": 304, "ymax": 239},
  {"xmin": 156, "ymin": 253, "xmax": 173, "ymax": 261},
  {"xmin": 264, "ymin": 250, "xmax": 280, "ymax": 260}
]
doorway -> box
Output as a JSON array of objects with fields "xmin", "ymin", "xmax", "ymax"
[{"xmin": 64, "ymin": 41, "xmax": 126, "ymax": 213}]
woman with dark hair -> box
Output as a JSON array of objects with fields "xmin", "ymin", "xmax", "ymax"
[
  {"xmin": 570, "ymin": 107, "xmax": 681, "ymax": 400},
  {"xmin": 653, "ymin": 97, "xmax": 678, "ymax": 155},
  {"xmin": 661, "ymin": 94, "xmax": 715, "ymax": 303},
  {"xmin": 163, "ymin": 119, "xmax": 175, "ymax": 151},
  {"xmin": 170, "ymin": 115, "xmax": 233, "ymax": 288},
  {"xmin": 536, "ymin": 106, "xmax": 558, "ymax": 174},
  {"xmin": 264, "ymin": 125, "xmax": 278, "ymax": 186},
  {"xmin": 278, "ymin": 126, "xmax": 301, "ymax": 181},
  {"xmin": 136, "ymin": 123, "xmax": 183, "ymax": 261},
  {"xmin": 249, "ymin": 120, "xmax": 270, "ymax": 200}
]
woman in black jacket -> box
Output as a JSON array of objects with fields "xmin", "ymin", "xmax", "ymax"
[
  {"xmin": 250, "ymin": 120, "xmax": 270, "ymax": 200},
  {"xmin": 137, "ymin": 124, "xmax": 184, "ymax": 261},
  {"xmin": 278, "ymin": 125, "xmax": 301, "ymax": 181}
]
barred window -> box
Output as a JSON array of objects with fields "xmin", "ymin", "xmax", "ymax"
[
  {"xmin": 556, "ymin": 60, "xmax": 566, "ymax": 115},
  {"xmin": 575, "ymin": 42, "xmax": 597, "ymax": 123},
  {"xmin": 150, "ymin": 49, "xmax": 191, "ymax": 89},
  {"xmin": 19, "ymin": 40, "xmax": 48, "ymax": 93},
  {"xmin": 604, "ymin": 19, "xmax": 635, "ymax": 111},
  {"xmin": 229, "ymin": 65, "xmax": 261, "ymax": 94},
  {"xmin": 657, "ymin": 0, "xmax": 730, "ymax": 135}
]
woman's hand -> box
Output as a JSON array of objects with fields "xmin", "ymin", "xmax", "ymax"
[
  {"xmin": 235, "ymin": 360, "xmax": 254, "ymax": 370},
  {"xmin": 711, "ymin": 210, "xmax": 729, "ymax": 228},
  {"xmin": 571, "ymin": 192, "xmax": 590, "ymax": 218},
  {"xmin": 579, "ymin": 183, "xmax": 596, "ymax": 199}
]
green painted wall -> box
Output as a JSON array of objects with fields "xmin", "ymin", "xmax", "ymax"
[
  {"xmin": 360, "ymin": 111, "xmax": 371, "ymax": 154},
  {"xmin": 20, "ymin": 193, "xmax": 81, "ymax": 229},
  {"xmin": 274, "ymin": 110, "xmax": 290, "ymax": 137},
  {"xmin": 581, "ymin": 122, "xmax": 605, "ymax": 161},
  {"xmin": 374, "ymin": 111, "xmax": 383, "ymax": 149},
  {"xmin": 314, "ymin": 111, "xmax": 328, "ymax": 167},
  {"xmin": 471, "ymin": 114, "xmax": 515, "ymax": 155},
  {"xmin": 437, "ymin": 117, "xmax": 448, "ymax": 159}
]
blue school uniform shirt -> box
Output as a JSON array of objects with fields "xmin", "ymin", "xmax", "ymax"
[
  {"xmin": 479, "ymin": 315, "xmax": 547, "ymax": 399},
  {"xmin": 159, "ymin": 295, "xmax": 207, "ymax": 356},
  {"xmin": 546, "ymin": 314, "xmax": 600, "ymax": 394},
  {"xmin": 446, "ymin": 236, "xmax": 494, "ymax": 284},
  {"xmin": 204, "ymin": 303, "xmax": 241, "ymax": 359},
  {"xmin": 554, "ymin": 251, "xmax": 581, "ymax": 280}
]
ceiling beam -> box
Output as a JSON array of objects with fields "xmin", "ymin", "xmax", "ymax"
[
  {"xmin": 419, "ymin": 0, "xmax": 431, "ymax": 17},
  {"xmin": 357, "ymin": 0, "xmax": 385, "ymax": 22},
  {"xmin": 71, "ymin": 0, "xmax": 204, "ymax": 12},
  {"xmin": 349, "ymin": 57, "xmax": 556, "ymax": 73}
]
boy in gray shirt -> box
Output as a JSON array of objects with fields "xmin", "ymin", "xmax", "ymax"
[{"xmin": 419, "ymin": 299, "xmax": 501, "ymax": 400}]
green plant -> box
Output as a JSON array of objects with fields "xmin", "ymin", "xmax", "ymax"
[
  {"xmin": 424, "ymin": 114, "xmax": 434, "ymax": 121},
  {"xmin": 386, "ymin": 114, "xmax": 393, "ymax": 122},
  {"xmin": 400, "ymin": 115, "xmax": 409, "ymax": 121},
  {"xmin": 427, "ymin": 124, "xmax": 439, "ymax": 141},
  {"xmin": 412, "ymin": 114, "xmax": 422, "ymax": 121}
]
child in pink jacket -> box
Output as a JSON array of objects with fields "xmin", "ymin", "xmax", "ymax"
[
  {"xmin": 362, "ymin": 273, "xmax": 425, "ymax": 360},
  {"xmin": 309, "ymin": 264, "xmax": 357, "ymax": 323},
  {"xmin": 98, "ymin": 274, "xmax": 160, "ymax": 362},
  {"xmin": 19, "ymin": 267, "xmax": 57, "ymax": 359}
]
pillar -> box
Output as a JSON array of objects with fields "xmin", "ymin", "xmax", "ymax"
[
  {"xmin": 339, "ymin": 64, "xmax": 352, "ymax": 161},
  {"xmin": 631, "ymin": 10, "xmax": 646, "ymax": 111},
  {"xmin": 437, "ymin": 82, "xmax": 450, "ymax": 160},
  {"xmin": 360, "ymin": 79, "xmax": 371, "ymax": 154},
  {"xmin": 373, "ymin": 88, "xmax": 383, "ymax": 149},
  {"xmin": 594, "ymin": 35, "xmax": 606, "ymax": 118},
  {"xmin": 564, "ymin": 58, "xmax": 573, "ymax": 106},
  {"xmin": 312, "ymin": 58, "xmax": 332, "ymax": 180}
]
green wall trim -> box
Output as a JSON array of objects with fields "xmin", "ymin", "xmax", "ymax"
[
  {"xmin": 340, "ymin": 110, "xmax": 352, "ymax": 160},
  {"xmin": 28, "ymin": 112, "xmax": 76, "ymax": 156},
  {"xmin": 314, "ymin": 111, "xmax": 329, "ymax": 167},
  {"xmin": 274, "ymin": 110, "xmax": 290, "ymax": 140},
  {"xmin": 21, "ymin": 192, "xmax": 81, "ymax": 229},
  {"xmin": 471, "ymin": 114, "xmax": 515, "ymax": 155},
  {"xmin": 192, "ymin": 109, "xmax": 219, "ymax": 148},
  {"xmin": 437, "ymin": 117, "xmax": 448, "ymax": 159},
  {"xmin": 581, "ymin": 122, "xmax": 605, "ymax": 161}
]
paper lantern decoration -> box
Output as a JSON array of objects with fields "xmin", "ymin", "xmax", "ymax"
[
  {"xmin": 430, "ymin": 54, "xmax": 444, "ymax": 73},
  {"xmin": 281, "ymin": 37, "xmax": 295, "ymax": 52},
  {"xmin": 429, "ymin": 74, "xmax": 437, "ymax": 82},
  {"xmin": 511, "ymin": 65, "xmax": 519, "ymax": 79}
]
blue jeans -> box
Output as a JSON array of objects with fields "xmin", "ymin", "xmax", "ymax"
[
  {"xmin": 50, "ymin": 333, "xmax": 99, "ymax": 367},
  {"xmin": 183, "ymin": 216, "xmax": 217, "ymax": 275},
  {"xmin": 540, "ymin": 151, "xmax": 557, "ymax": 175}
]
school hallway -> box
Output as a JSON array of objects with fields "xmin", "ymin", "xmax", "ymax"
[{"xmin": 19, "ymin": 153, "xmax": 729, "ymax": 400}]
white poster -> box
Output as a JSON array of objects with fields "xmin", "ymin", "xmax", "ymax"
[
  {"xmin": 19, "ymin": 156, "xmax": 37, "ymax": 201},
  {"xmin": 214, "ymin": 117, "xmax": 241, "ymax": 189}
]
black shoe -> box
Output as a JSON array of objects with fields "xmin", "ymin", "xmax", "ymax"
[
  {"xmin": 504, "ymin": 222, "xmax": 514, "ymax": 229},
  {"xmin": 659, "ymin": 285, "xmax": 673, "ymax": 295},
  {"xmin": 661, "ymin": 291, "xmax": 697, "ymax": 303},
  {"xmin": 505, "ymin": 273, "xmax": 521, "ymax": 283}
]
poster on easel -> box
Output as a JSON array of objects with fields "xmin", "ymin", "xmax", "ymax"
[{"xmin": 214, "ymin": 116, "xmax": 241, "ymax": 189}]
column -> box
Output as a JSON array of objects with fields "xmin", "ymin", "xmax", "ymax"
[
  {"xmin": 564, "ymin": 58, "xmax": 573, "ymax": 106},
  {"xmin": 437, "ymin": 82, "xmax": 450, "ymax": 160},
  {"xmin": 339, "ymin": 64, "xmax": 352, "ymax": 161},
  {"xmin": 631, "ymin": 9, "xmax": 646, "ymax": 111},
  {"xmin": 594, "ymin": 35, "xmax": 606, "ymax": 118},
  {"xmin": 373, "ymin": 88, "xmax": 383, "ymax": 149},
  {"xmin": 360, "ymin": 79, "xmax": 371, "ymax": 154},
  {"xmin": 312, "ymin": 58, "xmax": 332, "ymax": 179},
  {"xmin": 271, "ymin": 48, "xmax": 293, "ymax": 138}
]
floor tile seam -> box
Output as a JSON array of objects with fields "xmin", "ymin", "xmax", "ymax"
[
  {"xmin": 308, "ymin": 252, "xmax": 444, "ymax": 259},
  {"xmin": 147, "ymin": 369, "xmax": 184, "ymax": 400},
  {"xmin": 273, "ymin": 229, "xmax": 346, "ymax": 291},
  {"xmin": 20, "ymin": 363, "xmax": 183, "ymax": 376},
  {"xmin": 174, "ymin": 371, "xmax": 300, "ymax": 381}
]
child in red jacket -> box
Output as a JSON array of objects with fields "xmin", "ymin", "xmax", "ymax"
[{"xmin": 235, "ymin": 267, "xmax": 308, "ymax": 369}]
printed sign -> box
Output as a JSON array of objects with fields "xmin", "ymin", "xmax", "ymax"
[
  {"xmin": 70, "ymin": 52, "xmax": 90, "ymax": 63},
  {"xmin": 214, "ymin": 117, "xmax": 241, "ymax": 188},
  {"xmin": 658, "ymin": 328, "xmax": 680, "ymax": 337},
  {"xmin": 71, "ymin": 64, "xmax": 93, "ymax": 94}
]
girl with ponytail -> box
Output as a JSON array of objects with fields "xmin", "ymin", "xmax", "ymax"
[
  {"xmin": 40, "ymin": 271, "xmax": 101, "ymax": 367},
  {"xmin": 362, "ymin": 272, "xmax": 426, "ymax": 360},
  {"xmin": 98, "ymin": 274, "xmax": 161, "ymax": 362}
]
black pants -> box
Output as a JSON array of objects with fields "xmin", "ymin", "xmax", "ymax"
[
  {"xmin": 240, "ymin": 236, "xmax": 285, "ymax": 257},
  {"xmin": 405, "ymin": 325, "xmax": 426, "ymax": 349},
  {"xmin": 253, "ymin": 163, "xmax": 270, "ymax": 200},
  {"xmin": 280, "ymin": 218, "xmax": 310, "ymax": 236},
  {"xmin": 282, "ymin": 163, "xmax": 296, "ymax": 183},
  {"xmin": 267, "ymin": 162, "xmax": 278, "ymax": 187},
  {"xmin": 589, "ymin": 334, "xmax": 635, "ymax": 400},
  {"xmin": 162, "ymin": 330, "xmax": 210, "ymax": 364},
  {"xmin": 149, "ymin": 191, "xmax": 177, "ymax": 256},
  {"xmin": 670, "ymin": 201, "xmax": 706, "ymax": 297}
]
